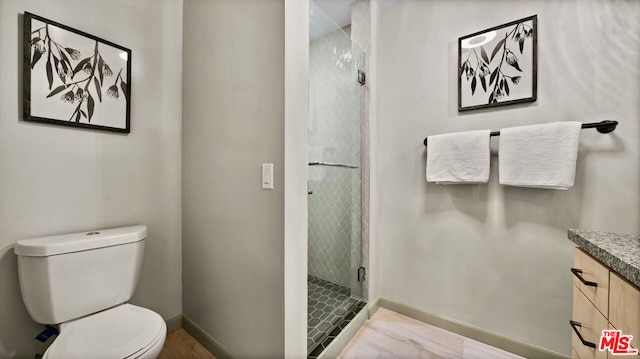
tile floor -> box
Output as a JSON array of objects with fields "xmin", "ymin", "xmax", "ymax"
[
  {"xmin": 338, "ymin": 308, "xmax": 526, "ymax": 359},
  {"xmin": 307, "ymin": 275, "xmax": 362, "ymax": 353},
  {"xmin": 308, "ymin": 301, "xmax": 366, "ymax": 359}
]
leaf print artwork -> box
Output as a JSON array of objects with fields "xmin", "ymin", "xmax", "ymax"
[
  {"xmin": 458, "ymin": 16, "xmax": 537, "ymax": 111},
  {"xmin": 24, "ymin": 12, "xmax": 132, "ymax": 133}
]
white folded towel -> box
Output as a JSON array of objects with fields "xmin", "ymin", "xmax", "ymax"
[
  {"xmin": 498, "ymin": 121, "xmax": 582, "ymax": 189},
  {"xmin": 426, "ymin": 130, "xmax": 491, "ymax": 184}
]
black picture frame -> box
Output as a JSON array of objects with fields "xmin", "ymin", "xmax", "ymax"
[
  {"xmin": 458, "ymin": 15, "xmax": 537, "ymax": 112},
  {"xmin": 24, "ymin": 12, "xmax": 132, "ymax": 133}
]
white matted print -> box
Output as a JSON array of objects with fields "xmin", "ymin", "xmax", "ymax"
[
  {"xmin": 24, "ymin": 12, "xmax": 131, "ymax": 132},
  {"xmin": 458, "ymin": 15, "xmax": 537, "ymax": 112}
]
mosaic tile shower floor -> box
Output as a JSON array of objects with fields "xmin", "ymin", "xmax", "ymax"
[{"xmin": 307, "ymin": 276, "xmax": 364, "ymax": 356}]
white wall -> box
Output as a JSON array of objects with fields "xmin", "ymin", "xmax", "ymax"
[
  {"xmin": 0, "ymin": 0, "xmax": 183, "ymax": 357},
  {"xmin": 182, "ymin": 0, "xmax": 286, "ymax": 357},
  {"xmin": 375, "ymin": 0, "xmax": 639, "ymax": 355},
  {"xmin": 284, "ymin": 0, "xmax": 309, "ymax": 356},
  {"xmin": 368, "ymin": 0, "xmax": 382, "ymax": 306}
]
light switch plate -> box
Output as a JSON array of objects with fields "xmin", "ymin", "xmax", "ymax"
[{"xmin": 262, "ymin": 163, "xmax": 273, "ymax": 189}]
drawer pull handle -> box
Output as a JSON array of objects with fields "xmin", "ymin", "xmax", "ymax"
[
  {"xmin": 569, "ymin": 320, "xmax": 597, "ymax": 349},
  {"xmin": 571, "ymin": 268, "xmax": 598, "ymax": 287}
]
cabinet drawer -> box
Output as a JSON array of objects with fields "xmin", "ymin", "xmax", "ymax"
[
  {"xmin": 610, "ymin": 273, "xmax": 640, "ymax": 351},
  {"xmin": 573, "ymin": 247, "xmax": 610, "ymax": 317},
  {"xmin": 573, "ymin": 285, "xmax": 608, "ymax": 359}
]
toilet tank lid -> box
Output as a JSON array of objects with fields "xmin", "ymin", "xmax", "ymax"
[{"xmin": 14, "ymin": 225, "xmax": 147, "ymax": 257}]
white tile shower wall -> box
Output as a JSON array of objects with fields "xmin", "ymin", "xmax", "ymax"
[
  {"xmin": 308, "ymin": 28, "xmax": 362, "ymax": 291},
  {"xmin": 352, "ymin": 1, "xmax": 371, "ymax": 55}
]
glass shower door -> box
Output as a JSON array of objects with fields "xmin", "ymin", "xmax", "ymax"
[{"xmin": 307, "ymin": 0, "xmax": 365, "ymax": 356}]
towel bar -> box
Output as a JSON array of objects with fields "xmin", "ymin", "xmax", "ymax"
[
  {"xmin": 422, "ymin": 120, "xmax": 618, "ymax": 146},
  {"xmin": 308, "ymin": 161, "xmax": 359, "ymax": 169}
]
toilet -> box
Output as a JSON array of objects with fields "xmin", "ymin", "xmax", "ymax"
[{"xmin": 14, "ymin": 225, "xmax": 167, "ymax": 359}]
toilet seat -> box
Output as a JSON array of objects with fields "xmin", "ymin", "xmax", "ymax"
[{"xmin": 42, "ymin": 304, "xmax": 166, "ymax": 359}]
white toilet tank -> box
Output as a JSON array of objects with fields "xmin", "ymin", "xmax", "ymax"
[{"xmin": 14, "ymin": 225, "xmax": 147, "ymax": 325}]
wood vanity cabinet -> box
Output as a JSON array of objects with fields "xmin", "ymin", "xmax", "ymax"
[
  {"xmin": 571, "ymin": 247, "xmax": 640, "ymax": 359},
  {"xmin": 610, "ymin": 273, "xmax": 640, "ymax": 355}
]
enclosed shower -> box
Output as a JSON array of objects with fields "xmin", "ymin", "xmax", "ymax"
[{"xmin": 307, "ymin": 1, "xmax": 366, "ymax": 357}]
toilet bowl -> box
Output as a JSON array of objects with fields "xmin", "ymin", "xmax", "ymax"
[{"xmin": 14, "ymin": 225, "xmax": 167, "ymax": 359}]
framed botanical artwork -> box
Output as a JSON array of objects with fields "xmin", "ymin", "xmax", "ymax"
[
  {"xmin": 458, "ymin": 15, "xmax": 537, "ymax": 112},
  {"xmin": 24, "ymin": 12, "xmax": 131, "ymax": 133}
]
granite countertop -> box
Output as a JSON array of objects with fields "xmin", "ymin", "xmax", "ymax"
[{"xmin": 568, "ymin": 229, "xmax": 640, "ymax": 288}]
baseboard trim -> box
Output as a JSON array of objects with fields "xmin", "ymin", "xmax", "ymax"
[
  {"xmin": 368, "ymin": 296, "xmax": 381, "ymax": 317},
  {"xmin": 182, "ymin": 314, "xmax": 234, "ymax": 359},
  {"xmin": 378, "ymin": 298, "xmax": 570, "ymax": 359},
  {"xmin": 165, "ymin": 314, "xmax": 183, "ymax": 333}
]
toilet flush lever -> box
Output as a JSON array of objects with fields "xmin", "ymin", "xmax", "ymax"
[{"xmin": 35, "ymin": 326, "xmax": 59, "ymax": 342}]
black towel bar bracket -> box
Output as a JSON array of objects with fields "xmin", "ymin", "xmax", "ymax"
[{"xmin": 422, "ymin": 120, "xmax": 618, "ymax": 147}]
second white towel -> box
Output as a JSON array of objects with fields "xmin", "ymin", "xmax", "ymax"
[
  {"xmin": 426, "ymin": 130, "xmax": 491, "ymax": 184},
  {"xmin": 499, "ymin": 121, "xmax": 582, "ymax": 189}
]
